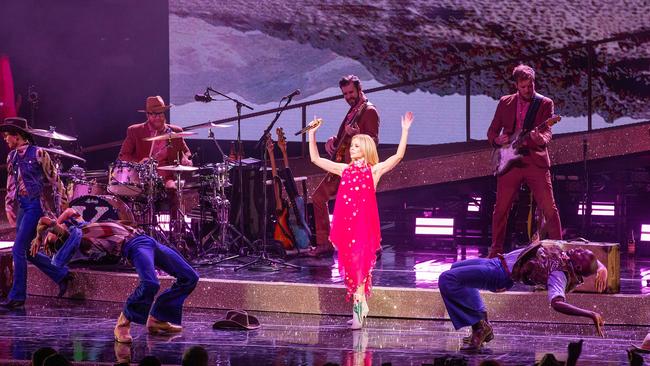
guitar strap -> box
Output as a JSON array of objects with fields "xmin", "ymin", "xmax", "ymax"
[{"xmin": 521, "ymin": 93, "xmax": 542, "ymax": 133}]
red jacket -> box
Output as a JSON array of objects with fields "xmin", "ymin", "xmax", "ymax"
[
  {"xmin": 118, "ymin": 122, "xmax": 191, "ymax": 176},
  {"xmin": 333, "ymin": 103, "xmax": 380, "ymax": 163},
  {"xmin": 487, "ymin": 93, "xmax": 554, "ymax": 169}
]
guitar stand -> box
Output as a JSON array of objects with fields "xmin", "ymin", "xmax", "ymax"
[{"xmin": 234, "ymin": 128, "xmax": 300, "ymax": 272}]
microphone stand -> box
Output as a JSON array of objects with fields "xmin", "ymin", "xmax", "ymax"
[
  {"xmin": 235, "ymin": 95, "xmax": 300, "ymax": 271},
  {"xmin": 205, "ymin": 87, "xmax": 253, "ymax": 253},
  {"xmin": 195, "ymin": 128, "xmax": 254, "ymax": 266}
]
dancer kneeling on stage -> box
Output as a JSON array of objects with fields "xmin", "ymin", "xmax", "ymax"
[
  {"xmin": 30, "ymin": 208, "xmax": 199, "ymax": 343},
  {"xmin": 439, "ymin": 240, "xmax": 608, "ymax": 351},
  {"xmin": 308, "ymin": 111, "xmax": 413, "ymax": 329}
]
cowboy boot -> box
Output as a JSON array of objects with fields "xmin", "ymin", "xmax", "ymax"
[
  {"xmin": 347, "ymin": 296, "xmax": 369, "ymax": 325},
  {"xmin": 350, "ymin": 293, "xmax": 366, "ymax": 330},
  {"xmin": 146, "ymin": 315, "xmax": 183, "ymax": 335},
  {"xmin": 114, "ymin": 312, "xmax": 133, "ymax": 343},
  {"xmin": 460, "ymin": 319, "xmax": 493, "ymax": 351},
  {"xmin": 463, "ymin": 312, "xmax": 493, "ymax": 344}
]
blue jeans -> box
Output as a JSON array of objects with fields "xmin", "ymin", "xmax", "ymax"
[
  {"xmin": 9, "ymin": 196, "xmax": 68, "ymax": 301},
  {"xmin": 122, "ymin": 235, "xmax": 199, "ymax": 325},
  {"xmin": 438, "ymin": 258, "xmax": 513, "ymax": 330}
]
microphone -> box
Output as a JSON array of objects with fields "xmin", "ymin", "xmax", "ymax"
[
  {"xmin": 294, "ymin": 118, "xmax": 322, "ymax": 136},
  {"xmin": 194, "ymin": 93, "xmax": 214, "ymax": 103},
  {"xmin": 282, "ymin": 89, "xmax": 301, "ymax": 100}
]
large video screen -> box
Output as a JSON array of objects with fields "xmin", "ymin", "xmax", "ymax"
[{"xmin": 169, "ymin": 2, "xmax": 648, "ymax": 145}]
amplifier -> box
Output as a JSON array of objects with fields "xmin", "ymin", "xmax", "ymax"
[{"xmin": 560, "ymin": 241, "xmax": 620, "ymax": 294}]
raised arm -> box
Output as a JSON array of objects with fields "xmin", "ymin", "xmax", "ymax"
[
  {"xmin": 373, "ymin": 111, "xmax": 412, "ymax": 179},
  {"xmin": 308, "ymin": 120, "xmax": 346, "ymax": 176}
]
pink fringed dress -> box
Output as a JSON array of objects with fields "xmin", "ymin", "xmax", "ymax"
[{"xmin": 329, "ymin": 160, "xmax": 381, "ymax": 299}]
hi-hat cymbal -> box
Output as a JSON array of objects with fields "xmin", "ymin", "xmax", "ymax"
[
  {"xmin": 29, "ymin": 128, "xmax": 77, "ymax": 141},
  {"xmin": 39, "ymin": 146, "xmax": 86, "ymax": 162},
  {"xmin": 158, "ymin": 164, "xmax": 199, "ymax": 172},
  {"xmin": 144, "ymin": 131, "xmax": 197, "ymax": 142}
]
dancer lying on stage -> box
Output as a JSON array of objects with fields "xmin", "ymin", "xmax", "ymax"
[
  {"xmin": 439, "ymin": 240, "xmax": 608, "ymax": 351},
  {"xmin": 29, "ymin": 208, "xmax": 199, "ymax": 343},
  {"xmin": 308, "ymin": 111, "xmax": 413, "ymax": 329}
]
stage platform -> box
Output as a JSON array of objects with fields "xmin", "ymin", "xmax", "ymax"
[
  {"xmin": 0, "ymin": 296, "xmax": 650, "ymax": 366},
  {"xmin": 1, "ymin": 296, "xmax": 649, "ymax": 365},
  {"xmin": 24, "ymin": 238, "xmax": 650, "ymax": 327}
]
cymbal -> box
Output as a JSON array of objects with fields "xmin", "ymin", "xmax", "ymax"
[
  {"xmin": 158, "ymin": 164, "xmax": 198, "ymax": 172},
  {"xmin": 39, "ymin": 146, "xmax": 86, "ymax": 162},
  {"xmin": 29, "ymin": 128, "xmax": 77, "ymax": 141},
  {"xmin": 144, "ymin": 131, "xmax": 197, "ymax": 142}
]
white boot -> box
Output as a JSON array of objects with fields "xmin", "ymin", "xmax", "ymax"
[
  {"xmin": 350, "ymin": 299, "xmax": 364, "ymax": 330},
  {"xmin": 347, "ymin": 297, "xmax": 369, "ymax": 325}
]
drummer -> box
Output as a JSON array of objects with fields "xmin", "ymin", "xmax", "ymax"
[{"xmin": 118, "ymin": 96, "xmax": 193, "ymax": 223}]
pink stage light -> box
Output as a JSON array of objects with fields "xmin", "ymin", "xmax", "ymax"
[
  {"xmin": 415, "ymin": 217, "xmax": 454, "ymax": 236},
  {"xmin": 577, "ymin": 202, "xmax": 615, "ymax": 216}
]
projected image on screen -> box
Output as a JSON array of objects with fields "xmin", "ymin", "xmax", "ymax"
[{"xmin": 169, "ymin": 2, "xmax": 649, "ymax": 145}]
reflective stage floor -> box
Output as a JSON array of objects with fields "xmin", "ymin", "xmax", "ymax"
[
  {"xmin": 11, "ymin": 239, "xmax": 650, "ymax": 364},
  {"xmin": 0, "ymin": 296, "xmax": 649, "ymax": 365}
]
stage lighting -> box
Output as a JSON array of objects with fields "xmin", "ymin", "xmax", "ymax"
[
  {"xmin": 415, "ymin": 217, "xmax": 454, "ymax": 236},
  {"xmin": 0, "ymin": 241, "xmax": 13, "ymax": 250},
  {"xmin": 640, "ymin": 224, "xmax": 650, "ymax": 242},
  {"xmin": 467, "ymin": 196, "xmax": 481, "ymax": 212},
  {"xmin": 578, "ymin": 201, "xmax": 615, "ymax": 216}
]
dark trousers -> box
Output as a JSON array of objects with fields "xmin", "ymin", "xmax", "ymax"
[
  {"xmin": 439, "ymin": 258, "xmax": 513, "ymax": 330},
  {"xmin": 9, "ymin": 196, "xmax": 68, "ymax": 301},
  {"xmin": 122, "ymin": 235, "xmax": 199, "ymax": 325},
  {"xmin": 491, "ymin": 165, "xmax": 562, "ymax": 254},
  {"xmin": 311, "ymin": 174, "xmax": 340, "ymax": 247}
]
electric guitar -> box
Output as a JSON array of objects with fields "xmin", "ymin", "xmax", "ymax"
[
  {"xmin": 492, "ymin": 115, "xmax": 562, "ymax": 176},
  {"xmin": 331, "ymin": 101, "xmax": 369, "ymax": 163},
  {"xmin": 276, "ymin": 127, "xmax": 312, "ymax": 250},
  {"xmin": 265, "ymin": 135, "xmax": 294, "ymax": 249}
]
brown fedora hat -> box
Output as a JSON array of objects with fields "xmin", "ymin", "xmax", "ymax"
[
  {"xmin": 212, "ymin": 309, "xmax": 260, "ymax": 330},
  {"xmin": 0, "ymin": 117, "xmax": 34, "ymax": 143},
  {"xmin": 137, "ymin": 96, "xmax": 173, "ymax": 113},
  {"xmin": 631, "ymin": 333, "xmax": 650, "ymax": 353}
]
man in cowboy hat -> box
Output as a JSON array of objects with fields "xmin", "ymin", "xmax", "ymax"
[
  {"xmin": 118, "ymin": 96, "xmax": 193, "ymax": 231},
  {"xmin": 439, "ymin": 240, "xmax": 608, "ymax": 351},
  {"xmin": 0, "ymin": 117, "xmax": 72, "ymax": 309},
  {"xmin": 30, "ymin": 207, "xmax": 199, "ymax": 343},
  {"xmin": 119, "ymin": 95, "xmax": 192, "ymax": 174}
]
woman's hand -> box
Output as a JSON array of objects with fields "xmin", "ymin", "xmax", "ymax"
[{"xmin": 401, "ymin": 111, "xmax": 413, "ymax": 130}]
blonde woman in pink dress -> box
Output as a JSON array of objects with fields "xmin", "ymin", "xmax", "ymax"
[{"xmin": 308, "ymin": 111, "xmax": 413, "ymax": 329}]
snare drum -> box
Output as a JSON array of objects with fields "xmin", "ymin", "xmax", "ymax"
[
  {"xmin": 69, "ymin": 195, "xmax": 135, "ymax": 223},
  {"xmin": 108, "ymin": 160, "xmax": 144, "ymax": 197},
  {"xmin": 67, "ymin": 178, "xmax": 106, "ymax": 201}
]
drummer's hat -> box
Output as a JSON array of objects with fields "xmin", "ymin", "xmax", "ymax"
[
  {"xmin": 138, "ymin": 96, "xmax": 173, "ymax": 113},
  {"xmin": 0, "ymin": 117, "xmax": 34, "ymax": 143}
]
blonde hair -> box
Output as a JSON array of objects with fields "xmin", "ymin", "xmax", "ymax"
[{"xmin": 351, "ymin": 134, "xmax": 378, "ymax": 165}]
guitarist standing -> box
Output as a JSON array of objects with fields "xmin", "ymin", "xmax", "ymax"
[
  {"xmin": 308, "ymin": 75, "xmax": 380, "ymax": 257},
  {"xmin": 487, "ymin": 64, "xmax": 562, "ymax": 258}
]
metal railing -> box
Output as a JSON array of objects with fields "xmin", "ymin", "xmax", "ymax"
[{"xmin": 85, "ymin": 29, "xmax": 650, "ymax": 156}]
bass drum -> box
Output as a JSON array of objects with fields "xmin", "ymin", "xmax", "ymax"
[{"xmin": 69, "ymin": 195, "xmax": 135, "ymax": 223}]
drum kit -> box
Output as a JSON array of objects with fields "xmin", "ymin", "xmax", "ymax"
[{"xmin": 30, "ymin": 126, "xmax": 241, "ymax": 262}]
